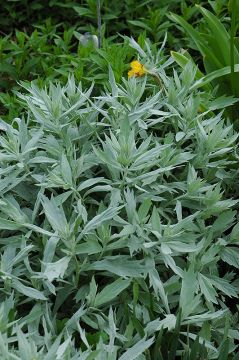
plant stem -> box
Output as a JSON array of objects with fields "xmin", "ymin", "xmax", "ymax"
[
  {"xmin": 97, "ymin": 0, "xmax": 102, "ymax": 48},
  {"xmin": 74, "ymin": 255, "xmax": 80, "ymax": 287},
  {"xmin": 152, "ymin": 73, "xmax": 162, "ymax": 87},
  {"xmin": 230, "ymin": 0, "xmax": 236, "ymax": 95}
]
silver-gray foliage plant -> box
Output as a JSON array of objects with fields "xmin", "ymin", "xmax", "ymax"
[{"xmin": 0, "ymin": 39, "xmax": 238, "ymax": 359}]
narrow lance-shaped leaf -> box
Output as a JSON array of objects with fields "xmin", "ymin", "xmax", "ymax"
[
  {"xmin": 118, "ymin": 337, "xmax": 154, "ymax": 360},
  {"xmin": 94, "ymin": 278, "xmax": 131, "ymax": 307}
]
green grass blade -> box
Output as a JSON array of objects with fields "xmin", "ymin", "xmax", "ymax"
[
  {"xmin": 169, "ymin": 13, "xmax": 206, "ymax": 55},
  {"xmin": 190, "ymin": 64, "xmax": 239, "ymax": 90},
  {"xmin": 189, "ymin": 335, "xmax": 200, "ymax": 360},
  {"xmin": 170, "ymin": 12, "xmax": 223, "ymax": 70},
  {"xmin": 196, "ymin": 5, "xmax": 232, "ymax": 65}
]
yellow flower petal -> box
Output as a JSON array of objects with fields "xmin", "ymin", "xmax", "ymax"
[
  {"xmin": 128, "ymin": 69, "xmax": 135, "ymax": 78},
  {"xmin": 128, "ymin": 60, "xmax": 147, "ymax": 78},
  {"xmin": 130, "ymin": 60, "xmax": 142, "ymax": 72},
  {"xmin": 138, "ymin": 67, "xmax": 146, "ymax": 76}
]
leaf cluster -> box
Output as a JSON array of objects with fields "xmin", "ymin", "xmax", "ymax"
[{"xmin": 0, "ymin": 38, "xmax": 239, "ymax": 358}]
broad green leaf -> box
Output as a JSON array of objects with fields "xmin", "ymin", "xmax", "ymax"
[
  {"xmin": 94, "ymin": 278, "xmax": 131, "ymax": 307},
  {"xmin": 148, "ymin": 268, "xmax": 169, "ymax": 313},
  {"xmin": 190, "ymin": 64, "xmax": 239, "ymax": 90},
  {"xmin": 198, "ymin": 273, "xmax": 218, "ymax": 304},
  {"xmin": 61, "ymin": 153, "xmax": 73, "ymax": 186},
  {"xmin": 42, "ymin": 256, "xmax": 70, "ymax": 282},
  {"xmin": 40, "ymin": 195, "xmax": 69, "ymax": 237},
  {"xmin": 0, "ymin": 218, "xmax": 24, "ymax": 231},
  {"xmin": 170, "ymin": 12, "xmax": 223, "ymax": 69},
  {"xmin": 145, "ymin": 314, "xmax": 177, "ymax": 334},
  {"xmin": 151, "ymin": 206, "xmax": 161, "ymax": 232},
  {"xmin": 12, "ymin": 279, "xmax": 47, "ymax": 300},
  {"xmin": 212, "ymin": 210, "xmax": 236, "ymax": 234},
  {"xmin": 207, "ymin": 275, "xmax": 238, "ymax": 298},
  {"xmin": 84, "ymin": 257, "xmax": 146, "ymax": 278},
  {"xmin": 221, "ymin": 247, "xmax": 239, "ymax": 268},
  {"xmin": 197, "ymin": 5, "xmax": 239, "ymax": 64},
  {"xmin": 180, "ymin": 266, "xmax": 198, "ymax": 318},
  {"xmin": 82, "ymin": 207, "xmax": 120, "ymax": 234},
  {"xmin": 75, "ymin": 240, "xmax": 102, "ymax": 255},
  {"xmin": 77, "ymin": 177, "xmax": 107, "ymax": 191},
  {"xmin": 118, "ymin": 337, "xmax": 154, "ymax": 360}
]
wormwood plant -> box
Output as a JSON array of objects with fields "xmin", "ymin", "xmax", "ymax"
[
  {"xmin": 0, "ymin": 40, "xmax": 239, "ymax": 359},
  {"xmin": 0, "ymin": 24, "xmax": 134, "ymax": 122}
]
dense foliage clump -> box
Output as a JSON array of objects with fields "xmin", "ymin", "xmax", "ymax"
[{"xmin": 0, "ymin": 0, "xmax": 239, "ymax": 358}]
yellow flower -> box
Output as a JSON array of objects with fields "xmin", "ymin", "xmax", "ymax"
[{"xmin": 128, "ymin": 60, "xmax": 147, "ymax": 78}]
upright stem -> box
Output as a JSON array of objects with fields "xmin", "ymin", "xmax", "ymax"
[
  {"xmin": 97, "ymin": 0, "xmax": 102, "ymax": 48},
  {"xmin": 74, "ymin": 255, "xmax": 80, "ymax": 287},
  {"xmin": 230, "ymin": 0, "xmax": 236, "ymax": 95}
]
